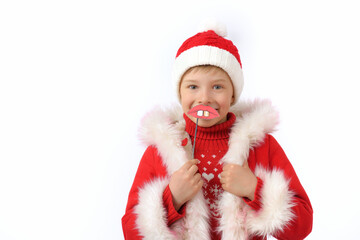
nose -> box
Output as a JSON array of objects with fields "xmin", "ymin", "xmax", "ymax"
[{"xmin": 198, "ymin": 88, "xmax": 212, "ymax": 105}]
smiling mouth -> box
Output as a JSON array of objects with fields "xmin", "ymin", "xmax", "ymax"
[{"xmin": 187, "ymin": 105, "xmax": 220, "ymax": 119}]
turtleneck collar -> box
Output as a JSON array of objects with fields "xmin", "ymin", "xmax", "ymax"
[{"xmin": 184, "ymin": 112, "xmax": 236, "ymax": 140}]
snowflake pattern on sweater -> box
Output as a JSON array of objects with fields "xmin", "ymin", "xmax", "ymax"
[{"xmin": 197, "ymin": 149, "xmax": 225, "ymax": 218}]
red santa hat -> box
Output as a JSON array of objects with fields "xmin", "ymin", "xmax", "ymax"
[{"xmin": 173, "ymin": 22, "xmax": 244, "ymax": 103}]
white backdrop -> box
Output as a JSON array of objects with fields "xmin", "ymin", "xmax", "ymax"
[{"xmin": 1, "ymin": 0, "xmax": 359, "ymax": 239}]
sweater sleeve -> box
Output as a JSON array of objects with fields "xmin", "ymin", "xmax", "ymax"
[
  {"xmin": 162, "ymin": 185, "xmax": 187, "ymax": 226},
  {"xmin": 246, "ymin": 135, "xmax": 313, "ymax": 240},
  {"xmin": 243, "ymin": 177, "xmax": 264, "ymax": 211}
]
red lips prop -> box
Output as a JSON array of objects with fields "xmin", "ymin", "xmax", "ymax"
[
  {"xmin": 187, "ymin": 105, "xmax": 220, "ymax": 119},
  {"xmin": 187, "ymin": 105, "xmax": 220, "ymax": 158}
]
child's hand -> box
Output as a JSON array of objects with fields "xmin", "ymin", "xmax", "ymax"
[
  {"xmin": 220, "ymin": 161, "xmax": 258, "ymax": 200},
  {"xmin": 169, "ymin": 159, "xmax": 203, "ymax": 211}
]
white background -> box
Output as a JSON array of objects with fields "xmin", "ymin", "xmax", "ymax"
[{"xmin": 1, "ymin": 0, "xmax": 359, "ymax": 239}]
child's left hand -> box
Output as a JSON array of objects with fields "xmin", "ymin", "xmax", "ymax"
[{"xmin": 220, "ymin": 161, "xmax": 258, "ymax": 200}]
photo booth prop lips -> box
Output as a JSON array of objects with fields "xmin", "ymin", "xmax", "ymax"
[
  {"xmin": 187, "ymin": 105, "xmax": 220, "ymax": 158},
  {"xmin": 188, "ymin": 105, "xmax": 219, "ymax": 119}
]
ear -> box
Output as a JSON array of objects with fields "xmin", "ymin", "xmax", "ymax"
[
  {"xmin": 178, "ymin": 78, "xmax": 184, "ymax": 101},
  {"xmin": 230, "ymin": 95, "xmax": 235, "ymax": 105}
]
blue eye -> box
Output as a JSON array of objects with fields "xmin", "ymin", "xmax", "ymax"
[
  {"xmin": 189, "ymin": 85, "xmax": 197, "ymax": 89},
  {"xmin": 213, "ymin": 85, "xmax": 222, "ymax": 90}
]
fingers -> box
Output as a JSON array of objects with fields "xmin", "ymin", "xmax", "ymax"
[
  {"xmin": 186, "ymin": 168, "xmax": 203, "ymax": 192},
  {"xmin": 222, "ymin": 163, "xmax": 235, "ymax": 172},
  {"xmin": 188, "ymin": 164, "xmax": 199, "ymax": 175},
  {"xmin": 221, "ymin": 163, "xmax": 244, "ymax": 181},
  {"xmin": 177, "ymin": 159, "xmax": 200, "ymax": 180},
  {"xmin": 196, "ymin": 178, "xmax": 204, "ymax": 189},
  {"xmin": 182, "ymin": 159, "xmax": 199, "ymax": 173},
  {"xmin": 220, "ymin": 164, "xmax": 234, "ymax": 189},
  {"xmin": 187, "ymin": 160, "xmax": 202, "ymax": 186},
  {"xmin": 223, "ymin": 161, "xmax": 249, "ymax": 171},
  {"xmin": 219, "ymin": 175, "xmax": 225, "ymax": 184},
  {"xmin": 182, "ymin": 159, "xmax": 198, "ymax": 169},
  {"xmin": 219, "ymin": 175, "xmax": 228, "ymax": 192},
  {"xmin": 193, "ymin": 171, "xmax": 202, "ymax": 182}
]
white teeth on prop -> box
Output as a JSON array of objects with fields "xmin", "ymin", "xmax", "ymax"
[
  {"xmin": 197, "ymin": 110, "xmax": 204, "ymax": 116},
  {"xmin": 204, "ymin": 111, "xmax": 210, "ymax": 117}
]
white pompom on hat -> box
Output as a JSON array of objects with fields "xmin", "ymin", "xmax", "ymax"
[{"xmin": 173, "ymin": 22, "xmax": 244, "ymax": 104}]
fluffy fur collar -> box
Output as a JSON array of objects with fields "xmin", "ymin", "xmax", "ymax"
[{"xmin": 139, "ymin": 99, "xmax": 279, "ymax": 173}]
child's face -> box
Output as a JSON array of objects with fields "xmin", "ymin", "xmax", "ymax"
[{"xmin": 180, "ymin": 66, "xmax": 234, "ymax": 127}]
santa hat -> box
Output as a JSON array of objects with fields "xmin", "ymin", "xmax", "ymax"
[{"xmin": 173, "ymin": 22, "xmax": 244, "ymax": 104}]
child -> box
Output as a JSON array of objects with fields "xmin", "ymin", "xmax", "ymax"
[{"xmin": 122, "ymin": 23, "xmax": 313, "ymax": 240}]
